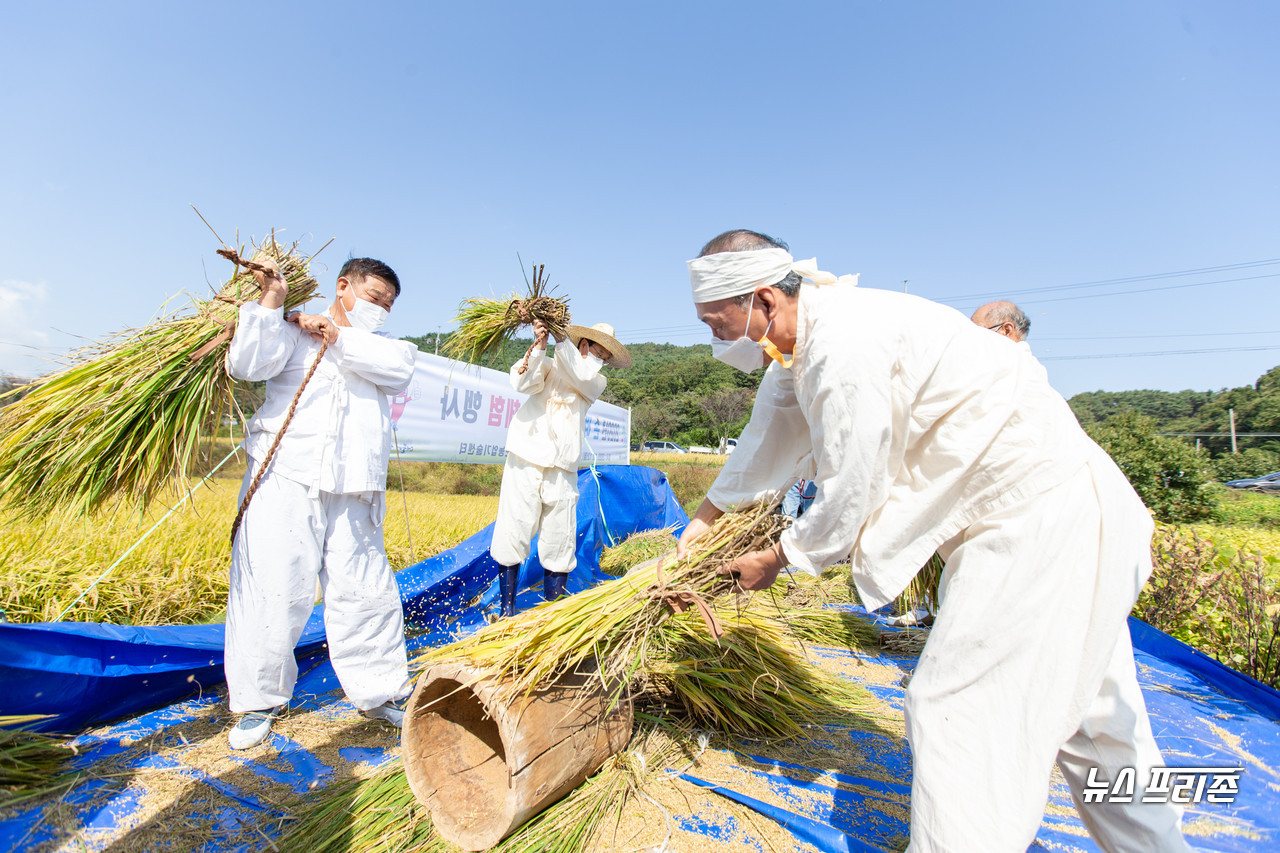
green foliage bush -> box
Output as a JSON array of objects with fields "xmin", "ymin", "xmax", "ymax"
[
  {"xmin": 1135, "ymin": 526, "xmax": 1280, "ymax": 687},
  {"xmin": 1214, "ymin": 489, "xmax": 1280, "ymax": 531},
  {"xmin": 1085, "ymin": 410, "xmax": 1218, "ymax": 523},
  {"xmin": 1211, "ymin": 448, "xmax": 1280, "ymax": 483}
]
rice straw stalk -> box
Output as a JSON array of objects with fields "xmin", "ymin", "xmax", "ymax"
[
  {"xmin": 443, "ymin": 263, "xmax": 570, "ymax": 366},
  {"xmin": 0, "ymin": 238, "xmax": 321, "ymax": 516}
]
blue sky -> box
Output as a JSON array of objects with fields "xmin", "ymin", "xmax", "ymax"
[{"xmin": 2, "ymin": 1, "xmax": 1277, "ymax": 398}]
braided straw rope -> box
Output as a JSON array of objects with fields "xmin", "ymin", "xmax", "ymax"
[{"xmin": 228, "ymin": 339, "xmax": 329, "ymax": 546}]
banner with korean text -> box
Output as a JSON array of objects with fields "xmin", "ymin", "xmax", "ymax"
[{"xmin": 388, "ymin": 351, "xmax": 631, "ymax": 466}]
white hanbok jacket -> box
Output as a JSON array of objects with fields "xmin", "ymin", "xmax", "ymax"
[
  {"xmin": 226, "ymin": 302, "xmax": 416, "ymax": 495},
  {"xmin": 709, "ymin": 284, "xmax": 1120, "ymax": 611},
  {"xmin": 504, "ymin": 343, "xmax": 606, "ymax": 472}
]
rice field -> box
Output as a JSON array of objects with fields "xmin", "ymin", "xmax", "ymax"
[{"xmin": 0, "ymin": 475, "xmax": 498, "ymax": 625}]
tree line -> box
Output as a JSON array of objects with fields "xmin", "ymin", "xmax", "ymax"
[{"xmin": 405, "ymin": 329, "xmax": 1280, "ymax": 521}]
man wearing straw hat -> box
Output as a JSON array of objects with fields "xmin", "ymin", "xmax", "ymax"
[
  {"xmin": 678, "ymin": 229, "xmax": 1191, "ymax": 852},
  {"xmin": 222, "ymin": 257, "xmax": 416, "ymax": 750},
  {"xmin": 490, "ymin": 318, "xmax": 631, "ymax": 618}
]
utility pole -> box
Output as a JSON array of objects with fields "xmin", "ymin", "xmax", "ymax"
[
  {"xmin": 435, "ymin": 325, "xmax": 441, "ymax": 356},
  {"xmin": 1229, "ymin": 408, "xmax": 1238, "ymax": 454},
  {"xmin": 903, "ymin": 280, "xmax": 909, "ymax": 293}
]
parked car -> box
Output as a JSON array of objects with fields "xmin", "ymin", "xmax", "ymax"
[
  {"xmin": 693, "ymin": 438, "xmax": 738, "ymax": 454},
  {"xmin": 1224, "ymin": 471, "xmax": 1280, "ymax": 491},
  {"xmin": 642, "ymin": 440, "xmax": 688, "ymax": 454}
]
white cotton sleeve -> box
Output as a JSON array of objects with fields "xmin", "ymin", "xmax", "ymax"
[
  {"xmin": 706, "ymin": 365, "xmax": 813, "ymax": 512},
  {"xmin": 329, "ymin": 329, "xmax": 417, "ymax": 395},
  {"xmin": 554, "ymin": 343, "xmax": 607, "ymax": 402},
  {"xmin": 510, "ymin": 346, "xmax": 549, "ymax": 394},
  {"xmin": 226, "ymin": 301, "xmax": 299, "ymax": 382},
  {"xmin": 780, "ymin": 327, "xmax": 898, "ymax": 575}
]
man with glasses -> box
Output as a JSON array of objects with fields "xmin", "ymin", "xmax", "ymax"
[{"xmin": 971, "ymin": 300, "xmax": 1031, "ymax": 342}]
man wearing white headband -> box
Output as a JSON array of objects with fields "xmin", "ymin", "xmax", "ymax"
[{"xmin": 680, "ymin": 229, "xmax": 1189, "ymax": 852}]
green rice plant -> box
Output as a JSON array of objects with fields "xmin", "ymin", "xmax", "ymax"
[
  {"xmin": 778, "ymin": 564, "xmax": 859, "ymax": 608},
  {"xmin": 0, "ymin": 715, "xmax": 77, "ymax": 807},
  {"xmin": 275, "ymin": 761, "xmax": 440, "ymax": 853},
  {"xmin": 0, "ymin": 239, "xmax": 320, "ymax": 517},
  {"xmin": 780, "ymin": 605, "xmax": 880, "ymax": 651},
  {"xmin": 443, "ymin": 263, "xmax": 570, "ymax": 365},
  {"xmin": 639, "ymin": 603, "xmax": 880, "ymax": 738},
  {"xmin": 894, "ymin": 552, "xmax": 944, "ymax": 616},
  {"xmin": 0, "ymin": 480, "xmax": 499, "ymax": 624},
  {"xmin": 597, "ymin": 527, "xmax": 678, "ymax": 576}
]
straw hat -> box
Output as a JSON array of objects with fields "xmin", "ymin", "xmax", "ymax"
[{"xmin": 567, "ymin": 322, "xmax": 632, "ymax": 369}]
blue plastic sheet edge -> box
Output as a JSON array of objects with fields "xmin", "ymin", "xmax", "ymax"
[
  {"xmin": 679, "ymin": 773, "xmax": 888, "ymax": 853},
  {"xmin": 0, "ymin": 464, "xmax": 688, "ymax": 734},
  {"xmin": 1127, "ymin": 615, "xmax": 1280, "ymax": 722}
]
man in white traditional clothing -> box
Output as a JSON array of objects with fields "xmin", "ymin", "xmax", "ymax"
[
  {"xmin": 223, "ymin": 257, "xmax": 416, "ymax": 750},
  {"xmin": 677, "ymin": 229, "xmax": 1191, "ymax": 852},
  {"xmin": 972, "ymin": 299, "xmax": 1032, "ymax": 343},
  {"xmin": 491, "ymin": 318, "xmax": 631, "ymax": 617}
]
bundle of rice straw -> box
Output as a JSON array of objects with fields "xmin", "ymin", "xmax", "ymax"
[
  {"xmin": 418, "ymin": 502, "xmax": 785, "ymax": 703},
  {"xmin": 280, "ymin": 720, "xmax": 690, "ymax": 853},
  {"xmin": 597, "ymin": 526, "xmax": 678, "ymax": 576},
  {"xmin": 443, "ymin": 263, "xmax": 570, "ymax": 365},
  {"xmin": 1, "ymin": 715, "xmax": 77, "ymax": 807},
  {"xmin": 0, "ymin": 240, "xmax": 320, "ymax": 516},
  {"xmin": 282, "ymin": 597, "xmax": 883, "ymax": 852},
  {"xmin": 894, "ymin": 552, "xmax": 944, "ymax": 616}
]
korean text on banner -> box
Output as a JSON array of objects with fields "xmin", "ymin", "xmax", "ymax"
[{"xmin": 388, "ymin": 351, "xmax": 631, "ymax": 465}]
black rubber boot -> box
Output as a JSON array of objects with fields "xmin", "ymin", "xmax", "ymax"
[
  {"xmin": 499, "ymin": 565, "xmax": 520, "ymax": 618},
  {"xmin": 543, "ymin": 569, "xmax": 568, "ymax": 602}
]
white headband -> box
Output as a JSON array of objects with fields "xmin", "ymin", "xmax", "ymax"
[{"xmin": 688, "ymin": 248, "xmax": 855, "ymax": 303}]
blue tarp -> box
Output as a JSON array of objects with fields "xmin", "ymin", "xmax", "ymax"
[
  {"xmin": 0, "ymin": 464, "xmax": 687, "ymax": 734},
  {"xmin": 3, "ymin": 463, "xmax": 1279, "ymax": 852}
]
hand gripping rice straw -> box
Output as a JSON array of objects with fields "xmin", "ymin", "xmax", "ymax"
[{"xmin": 443, "ymin": 263, "xmax": 571, "ymax": 367}]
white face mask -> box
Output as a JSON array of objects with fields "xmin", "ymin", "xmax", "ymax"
[
  {"xmin": 583, "ymin": 352, "xmax": 604, "ymax": 371},
  {"xmin": 711, "ymin": 292, "xmax": 769, "ymax": 373},
  {"xmin": 342, "ymin": 291, "xmax": 389, "ymax": 333}
]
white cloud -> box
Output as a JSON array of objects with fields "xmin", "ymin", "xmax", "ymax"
[{"xmin": 0, "ymin": 279, "xmax": 51, "ymax": 377}]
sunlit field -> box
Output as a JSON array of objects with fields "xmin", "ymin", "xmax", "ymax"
[{"xmin": 0, "ymin": 478, "xmax": 498, "ymax": 626}]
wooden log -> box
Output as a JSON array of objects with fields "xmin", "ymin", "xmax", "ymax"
[{"xmin": 401, "ymin": 659, "xmax": 633, "ymax": 851}]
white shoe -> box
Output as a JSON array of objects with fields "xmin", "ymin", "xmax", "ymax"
[
  {"xmin": 889, "ymin": 607, "xmax": 934, "ymax": 628},
  {"xmin": 228, "ymin": 707, "xmax": 281, "ymax": 750},
  {"xmin": 362, "ymin": 698, "xmax": 407, "ymax": 728}
]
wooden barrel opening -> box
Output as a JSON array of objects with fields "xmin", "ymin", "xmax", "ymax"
[{"xmin": 402, "ymin": 660, "xmax": 632, "ymax": 851}]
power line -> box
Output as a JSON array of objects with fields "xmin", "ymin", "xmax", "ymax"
[
  {"xmin": 937, "ymin": 257, "xmax": 1280, "ymax": 303},
  {"xmin": 1018, "ymin": 272, "xmax": 1280, "ymax": 306},
  {"xmin": 1040, "ymin": 330, "xmax": 1280, "ymax": 342},
  {"xmin": 1040, "ymin": 344, "xmax": 1280, "ymax": 361}
]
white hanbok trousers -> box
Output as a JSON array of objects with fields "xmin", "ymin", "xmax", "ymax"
[
  {"xmin": 225, "ymin": 465, "xmax": 409, "ymax": 714},
  {"xmin": 905, "ymin": 456, "xmax": 1191, "ymax": 852},
  {"xmin": 490, "ymin": 454, "xmax": 578, "ymax": 574}
]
